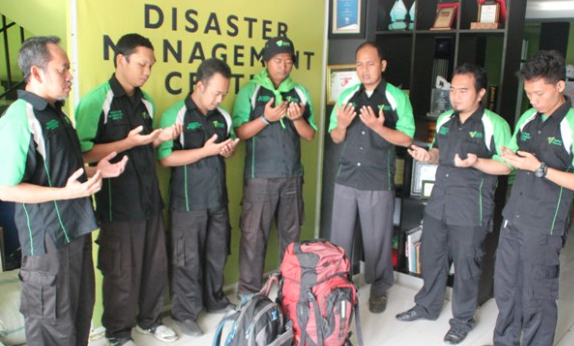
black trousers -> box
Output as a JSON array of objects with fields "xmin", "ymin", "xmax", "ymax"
[
  {"xmin": 238, "ymin": 177, "xmax": 304, "ymax": 295},
  {"xmin": 414, "ymin": 214, "xmax": 488, "ymax": 332},
  {"xmin": 20, "ymin": 233, "xmax": 95, "ymax": 346},
  {"xmin": 493, "ymin": 222, "xmax": 562, "ymax": 346},
  {"xmin": 330, "ymin": 184, "xmax": 395, "ymax": 297},
  {"xmin": 170, "ymin": 207, "xmax": 231, "ymax": 321},
  {"xmin": 98, "ymin": 215, "xmax": 168, "ymax": 339}
]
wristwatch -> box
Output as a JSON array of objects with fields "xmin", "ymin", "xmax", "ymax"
[{"xmin": 534, "ymin": 162, "xmax": 548, "ymax": 178}]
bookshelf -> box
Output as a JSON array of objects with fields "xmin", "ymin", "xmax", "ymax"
[{"xmin": 321, "ymin": 1, "xmax": 525, "ymax": 303}]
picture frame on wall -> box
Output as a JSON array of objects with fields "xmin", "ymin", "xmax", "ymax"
[
  {"xmin": 329, "ymin": 0, "xmax": 365, "ymax": 38},
  {"xmin": 326, "ymin": 64, "xmax": 360, "ymax": 105}
]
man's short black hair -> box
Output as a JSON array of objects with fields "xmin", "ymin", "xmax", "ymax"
[
  {"xmin": 114, "ymin": 33, "xmax": 154, "ymax": 67},
  {"xmin": 453, "ymin": 63, "xmax": 488, "ymax": 92},
  {"xmin": 19, "ymin": 36, "xmax": 61, "ymax": 83},
  {"xmin": 355, "ymin": 41, "xmax": 385, "ymax": 61},
  {"xmin": 518, "ymin": 50, "xmax": 566, "ymax": 84},
  {"xmin": 196, "ymin": 58, "xmax": 232, "ymax": 86}
]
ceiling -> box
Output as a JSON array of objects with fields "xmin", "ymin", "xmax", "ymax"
[{"xmin": 526, "ymin": 0, "xmax": 574, "ymax": 21}]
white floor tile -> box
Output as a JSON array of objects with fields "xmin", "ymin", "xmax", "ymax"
[{"xmin": 88, "ymin": 234, "xmax": 574, "ymax": 346}]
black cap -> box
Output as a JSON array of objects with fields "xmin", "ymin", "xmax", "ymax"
[{"xmin": 263, "ymin": 37, "xmax": 296, "ymax": 63}]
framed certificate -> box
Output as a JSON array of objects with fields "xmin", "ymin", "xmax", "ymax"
[
  {"xmin": 478, "ymin": 1, "xmax": 500, "ymax": 23},
  {"xmin": 410, "ymin": 161, "xmax": 438, "ymax": 197},
  {"xmin": 430, "ymin": 6, "xmax": 457, "ymax": 30},
  {"xmin": 329, "ymin": 0, "xmax": 365, "ymax": 38},
  {"xmin": 326, "ymin": 64, "xmax": 360, "ymax": 105}
]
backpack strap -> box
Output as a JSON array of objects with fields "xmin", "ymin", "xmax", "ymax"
[
  {"xmin": 260, "ymin": 271, "xmax": 281, "ymax": 297},
  {"xmin": 354, "ymin": 299, "xmax": 364, "ymax": 346},
  {"xmin": 212, "ymin": 311, "xmax": 238, "ymax": 346}
]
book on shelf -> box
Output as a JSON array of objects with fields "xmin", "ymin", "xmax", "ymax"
[{"xmin": 405, "ymin": 225, "xmax": 422, "ymax": 274}]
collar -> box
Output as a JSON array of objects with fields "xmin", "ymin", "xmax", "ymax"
[
  {"xmin": 452, "ymin": 105, "xmax": 484, "ymax": 124},
  {"xmin": 17, "ymin": 89, "xmax": 64, "ymax": 112},
  {"xmin": 358, "ymin": 78, "xmax": 387, "ymax": 96},
  {"xmin": 108, "ymin": 74, "xmax": 144, "ymax": 101},
  {"xmin": 184, "ymin": 94, "xmax": 218, "ymax": 118},
  {"xmin": 537, "ymin": 96, "xmax": 571, "ymax": 124}
]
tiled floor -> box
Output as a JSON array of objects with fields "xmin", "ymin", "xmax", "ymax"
[{"xmin": 90, "ymin": 237, "xmax": 574, "ymax": 346}]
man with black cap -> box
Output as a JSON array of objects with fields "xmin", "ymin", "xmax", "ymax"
[{"xmin": 232, "ymin": 36, "xmax": 316, "ymax": 297}]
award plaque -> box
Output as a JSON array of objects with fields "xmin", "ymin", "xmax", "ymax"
[
  {"xmin": 430, "ymin": 6, "xmax": 456, "ymax": 30},
  {"xmin": 479, "ymin": 1, "xmax": 500, "ymax": 23},
  {"xmin": 471, "ymin": 0, "xmax": 501, "ymax": 29}
]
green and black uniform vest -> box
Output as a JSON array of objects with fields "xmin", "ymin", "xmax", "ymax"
[
  {"xmin": 232, "ymin": 69, "xmax": 317, "ymax": 179},
  {"xmin": 158, "ymin": 96, "xmax": 235, "ymax": 211},
  {"xmin": 0, "ymin": 90, "xmax": 97, "ymax": 256},
  {"xmin": 75, "ymin": 75, "xmax": 163, "ymax": 222},
  {"xmin": 328, "ymin": 80, "xmax": 415, "ymax": 191}
]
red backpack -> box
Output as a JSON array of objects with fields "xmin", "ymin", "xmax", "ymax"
[{"xmin": 279, "ymin": 239, "xmax": 363, "ymax": 346}]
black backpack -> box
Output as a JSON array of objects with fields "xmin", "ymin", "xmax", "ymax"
[{"xmin": 213, "ymin": 275, "xmax": 293, "ymax": 346}]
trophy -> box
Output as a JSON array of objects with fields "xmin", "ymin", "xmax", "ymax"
[
  {"xmin": 408, "ymin": 2, "xmax": 416, "ymax": 30},
  {"xmin": 388, "ymin": 0, "xmax": 408, "ymax": 31}
]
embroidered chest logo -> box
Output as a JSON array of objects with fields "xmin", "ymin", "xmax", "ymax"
[
  {"xmin": 284, "ymin": 96, "xmax": 300, "ymax": 103},
  {"xmin": 377, "ymin": 105, "xmax": 392, "ymax": 113},
  {"xmin": 142, "ymin": 111, "xmax": 150, "ymax": 120},
  {"xmin": 547, "ymin": 136, "xmax": 563, "ymax": 146},
  {"xmin": 212, "ymin": 120, "xmax": 225, "ymax": 129},
  {"xmin": 187, "ymin": 122, "xmax": 202, "ymax": 130},
  {"xmin": 109, "ymin": 110, "xmax": 123, "ymax": 121},
  {"xmin": 520, "ymin": 132, "xmax": 531, "ymax": 141},
  {"xmin": 469, "ymin": 131, "xmax": 483, "ymax": 138},
  {"xmin": 46, "ymin": 119, "xmax": 59, "ymax": 131},
  {"xmin": 439, "ymin": 127, "xmax": 449, "ymax": 135},
  {"xmin": 257, "ymin": 95, "xmax": 272, "ymax": 103}
]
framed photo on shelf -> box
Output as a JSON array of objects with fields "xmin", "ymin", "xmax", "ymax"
[
  {"xmin": 326, "ymin": 64, "xmax": 360, "ymax": 105},
  {"xmin": 430, "ymin": 5, "xmax": 457, "ymax": 30},
  {"xmin": 329, "ymin": 0, "xmax": 365, "ymax": 38},
  {"xmin": 410, "ymin": 161, "xmax": 438, "ymax": 197},
  {"xmin": 478, "ymin": 0, "xmax": 500, "ymax": 23}
]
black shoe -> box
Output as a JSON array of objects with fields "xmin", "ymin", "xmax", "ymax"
[
  {"xmin": 206, "ymin": 302, "xmax": 237, "ymax": 314},
  {"xmin": 368, "ymin": 294, "xmax": 387, "ymax": 313},
  {"xmin": 107, "ymin": 337, "xmax": 135, "ymax": 346},
  {"xmin": 443, "ymin": 327, "xmax": 469, "ymax": 345},
  {"xmin": 174, "ymin": 319, "xmax": 203, "ymax": 337},
  {"xmin": 395, "ymin": 307, "xmax": 425, "ymax": 321}
]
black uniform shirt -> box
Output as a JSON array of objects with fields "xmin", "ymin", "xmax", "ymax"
[
  {"xmin": 158, "ymin": 96, "xmax": 234, "ymax": 211},
  {"xmin": 426, "ymin": 107, "xmax": 511, "ymax": 227},
  {"xmin": 0, "ymin": 91, "xmax": 97, "ymax": 255},
  {"xmin": 330, "ymin": 81, "xmax": 415, "ymax": 191},
  {"xmin": 75, "ymin": 75, "xmax": 163, "ymax": 222},
  {"xmin": 503, "ymin": 101, "xmax": 574, "ymax": 235}
]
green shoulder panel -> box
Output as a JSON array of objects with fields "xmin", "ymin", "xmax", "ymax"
[
  {"xmin": 74, "ymin": 82, "xmax": 111, "ymax": 152},
  {"xmin": 328, "ymin": 83, "xmax": 361, "ymax": 133},
  {"xmin": 483, "ymin": 109, "xmax": 512, "ymax": 164},
  {"xmin": 232, "ymin": 81, "xmax": 257, "ymax": 128},
  {"xmin": 141, "ymin": 90, "xmax": 157, "ymax": 120},
  {"xmin": 564, "ymin": 108, "xmax": 574, "ymax": 166},
  {"xmin": 0, "ymin": 100, "xmax": 32, "ymax": 186},
  {"xmin": 294, "ymin": 83, "xmax": 318, "ymax": 131},
  {"xmin": 508, "ymin": 108, "xmax": 538, "ymax": 152},
  {"xmin": 386, "ymin": 83, "xmax": 415, "ymax": 138},
  {"xmin": 157, "ymin": 100, "xmax": 185, "ymax": 160}
]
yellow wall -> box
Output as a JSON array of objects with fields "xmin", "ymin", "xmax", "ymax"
[{"xmin": 74, "ymin": 0, "xmax": 326, "ymax": 329}]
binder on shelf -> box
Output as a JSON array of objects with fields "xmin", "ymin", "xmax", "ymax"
[{"xmin": 405, "ymin": 225, "xmax": 423, "ymax": 274}]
